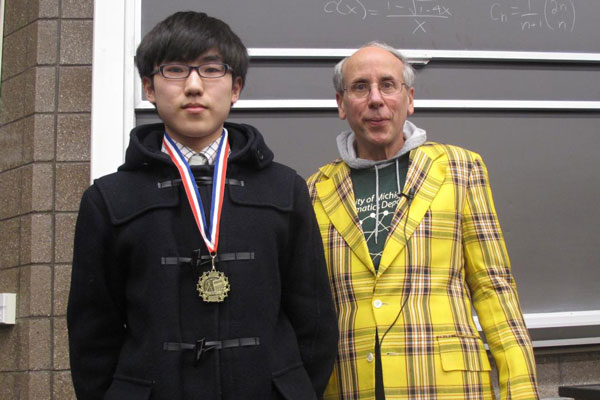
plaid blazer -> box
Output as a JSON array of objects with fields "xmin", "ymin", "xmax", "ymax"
[{"xmin": 307, "ymin": 143, "xmax": 538, "ymax": 400}]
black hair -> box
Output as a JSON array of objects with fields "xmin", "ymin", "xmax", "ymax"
[{"xmin": 135, "ymin": 11, "xmax": 249, "ymax": 88}]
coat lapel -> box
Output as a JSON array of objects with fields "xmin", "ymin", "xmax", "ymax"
[
  {"xmin": 379, "ymin": 145, "xmax": 447, "ymax": 274},
  {"xmin": 315, "ymin": 162, "xmax": 375, "ymax": 274}
]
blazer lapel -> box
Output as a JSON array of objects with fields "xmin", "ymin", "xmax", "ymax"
[
  {"xmin": 315, "ymin": 162, "xmax": 375, "ymax": 274},
  {"xmin": 379, "ymin": 145, "xmax": 447, "ymax": 274}
]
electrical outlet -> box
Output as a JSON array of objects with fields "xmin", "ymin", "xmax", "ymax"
[{"xmin": 0, "ymin": 293, "xmax": 16, "ymax": 325}]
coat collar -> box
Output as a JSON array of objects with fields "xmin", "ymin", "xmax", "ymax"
[
  {"xmin": 314, "ymin": 143, "xmax": 447, "ymax": 276},
  {"xmin": 315, "ymin": 160, "xmax": 374, "ymax": 271},
  {"xmin": 378, "ymin": 143, "xmax": 447, "ymax": 275}
]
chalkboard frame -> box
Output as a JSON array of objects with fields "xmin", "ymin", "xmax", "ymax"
[
  {"xmin": 140, "ymin": 0, "xmax": 600, "ymax": 54},
  {"xmin": 247, "ymin": 48, "xmax": 600, "ymax": 62}
]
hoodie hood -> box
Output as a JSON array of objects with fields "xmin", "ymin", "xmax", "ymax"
[
  {"xmin": 336, "ymin": 120, "xmax": 426, "ymax": 246},
  {"xmin": 336, "ymin": 120, "xmax": 427, "ymax": 169},
  {"xmin": 118, "ymin": 122, "xmax": 274, "ymax": 172}
]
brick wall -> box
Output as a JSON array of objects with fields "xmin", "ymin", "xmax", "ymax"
[{"xmin": 0, "ymin": 0, "xmax": 92, "ymax": 398}]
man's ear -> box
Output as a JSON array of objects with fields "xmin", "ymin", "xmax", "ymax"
[
  {"xmin": 230, "ymin": 77, "xmax": 242, "ymax": 105},
  {"xmin": 142, "ymin": 76, "xmax": 156, "ymax": 104},
  {"xmin": 336, "ymin": 92, "xmax": 347, "ymax": 120},
  {"xmin": 406, "ymin": 86, "xmax": 415, "ymax": 116}
]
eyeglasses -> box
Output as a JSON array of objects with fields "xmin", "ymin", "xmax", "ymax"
[
  {"xmin": 151, "ymin": 63, "xmax": 232, "ymax": 80},
  {"xmin": 344, "ymin": 80, "xmax": 408, "ymax": 99}
]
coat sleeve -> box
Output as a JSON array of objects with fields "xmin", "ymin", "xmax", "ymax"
[
  {"xmin": 67, "ymin": 185, "xmax": 126, "ymax": 400},
  {"xmin": 462, "ymin": 156, "xmax": 539, "ymax": 400},
  {"xmin": 280, "ymin": 175, "xmax": 338, "ymax": 397}
]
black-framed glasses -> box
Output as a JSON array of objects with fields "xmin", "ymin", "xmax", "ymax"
[
  {"xmin": 151, "ymin": 63, "xmax": 232, "ymax": 80},
  {"xmin": 344, "ymin": 80, "xmax": 409, "ymax": 99}
]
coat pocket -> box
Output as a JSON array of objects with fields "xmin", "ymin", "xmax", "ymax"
[
  {"xmin": 436, "ymin": 335, "xmax": 492, "ymax": 372},
  {"xmin": 104, "ymin": 375, "xmax": 152, "ymax": 400},
  {"xmin": 272, "ymin": 364, "xmax": 317, "ymax": 400}
]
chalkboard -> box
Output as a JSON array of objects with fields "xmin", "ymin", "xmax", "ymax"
[
  {"xmin": 142, "ymin": 0, "xmax": 600, "ymax": 52},
  {"xmin": 240, "ymin": 60, "xmax": 600, "ymax": 102},
  {"xmin": 135, "ymin": 0, "xmax": 600, "ymax": 342},
  {"xmin": 136, "ymin": 109, "xmax": 600, "ymax": 319}
]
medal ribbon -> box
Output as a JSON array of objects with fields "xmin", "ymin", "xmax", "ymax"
[{"xmin": 163, "ymin": 129, "xmax": 230, "ymax": 254}]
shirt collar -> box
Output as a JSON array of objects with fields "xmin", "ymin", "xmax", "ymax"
[{"xmin": 161, "ymin": 135, "xmax": 221, "ymax": 165}]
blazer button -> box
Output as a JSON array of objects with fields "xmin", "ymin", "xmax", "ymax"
[
  {"xmin": 366, "ymin": 353, "xmax": 374, "ymax": 362},
  {"xmin": 373, "ymin": 299, "xmax": 383, "ymax": 309}
]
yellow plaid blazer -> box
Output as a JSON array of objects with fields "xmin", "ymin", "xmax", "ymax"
[{"xmin": 307, "ymin": 143, "xmax": 538, "ymax": 400}]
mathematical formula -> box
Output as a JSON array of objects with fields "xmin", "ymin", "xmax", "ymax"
[
  {"xmin": 491, "ymin": 0, "xmax": 575, "ymax": 32},
  {"xmin": 323, "ymin": 0, "xmax": 576, "ymax": 34}
]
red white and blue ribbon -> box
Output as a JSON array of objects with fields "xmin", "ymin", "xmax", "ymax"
[{"xmin": 162, "ymin": 129, "xmax": 230, "ymax": 254}]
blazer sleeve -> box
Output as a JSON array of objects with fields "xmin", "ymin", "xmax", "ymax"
[
  {"xmin": 462, "ymin": 156, "xmax": 539, "ymax": 400},
  {"xmin": 281, "ymin": 175, "xmax": 338, "ymax": 397},
  {"xmin": 67, "ymin": 185, "xmax": 126, "ymax": 400}
]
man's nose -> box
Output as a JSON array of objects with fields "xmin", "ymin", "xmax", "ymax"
[
  {"xmin": 184, "ymin": 69, "xmax": 205, "ymax": 95},
  {"xmin": 367, "ymin": 85, "xmax": 384, "ymax": 106}
]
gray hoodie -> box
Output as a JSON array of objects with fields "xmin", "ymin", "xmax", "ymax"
[
  {"xmin": 336, "ymin": 120, "xmax": 427, "ymax": 169},
  {"xmin": 336, "ymin": 120, "xmax": 427, "ymax": 244}
]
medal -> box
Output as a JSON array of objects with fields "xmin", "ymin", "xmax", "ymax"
[
  {"xmin": 163, "ymin": 129, "xmax": 231, "ymax": 302},
  {"xmin": 197, "ymin": 255, "xmax": 231, "ymax": 302}
]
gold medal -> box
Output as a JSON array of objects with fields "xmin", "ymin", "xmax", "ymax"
[
  {"xmin": 197, "ymin": 270, "xmax": 230, "ymax": 302},
  {"xmin": 197, "ymin": 255, "xmax": 230, "ymax": 302}
]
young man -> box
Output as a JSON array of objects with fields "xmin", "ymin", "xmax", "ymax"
[
  {"xmin": 308, "ymin": 42, "xmax": 538, "ymax": 399},
  {"xmin": 67, "ymin": 11, "xmax": 337, "ymax": 400}
]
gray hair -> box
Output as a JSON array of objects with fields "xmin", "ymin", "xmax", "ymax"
[{"xmin": 333, "ymin": 41, "xmax": 415, "ymax": 94}]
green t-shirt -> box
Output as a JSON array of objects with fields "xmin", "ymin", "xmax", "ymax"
[{"xmin": 350, "ymin": 155, "xmax": 409, "ymax": 270}]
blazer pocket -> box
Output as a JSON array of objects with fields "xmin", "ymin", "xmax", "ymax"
[
  {"xmin": 104, "ymin": 375, "xmax": 152, "ymax": 400},
  {"xmin": 437, "ymin": 335, "xmax": 492, "ymax": 372},
  {"xmin": 272, "ymin": 365, "xmax": 317, "ymax": 400}
]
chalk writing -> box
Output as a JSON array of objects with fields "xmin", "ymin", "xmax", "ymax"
[
  {"xmin": 324, "ymin": 0, "xmax": 367, "ymax": 19},
  {"xmin": 323, "ymin": 0, "xmax": 454, "ymax": 34},
  {"xmin": 323, "ymin": 0, "xmax": 577, "ymax": 35},
  {"xmin": 490, "ymin": 0, "xmax": 575, "ymax": 32}
]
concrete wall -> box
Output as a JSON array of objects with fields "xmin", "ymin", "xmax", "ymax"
[
  {"xmin": 0, "ymin": 0, "xmax": 92, "ymax": 398},
  {"xmin": 0, "ymin": 0, "xmax": 598, "ymax": 398}
]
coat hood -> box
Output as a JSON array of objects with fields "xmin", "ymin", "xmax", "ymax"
[
  {"xmin": 118, "ymin": 122, "xmax": 274, "ymax": 171},
  {"xmin": 336, "ymin": 120, "xmax": 427, "ymax": 169}
]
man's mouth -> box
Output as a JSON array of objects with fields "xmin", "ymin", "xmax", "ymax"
[
  {"xmin": 366, "ymin": 117, "xmax": 389, "ymax": 125},
  {"xmin": 182, "ymin": 103, "xmax": 207, "ymax": 112}
]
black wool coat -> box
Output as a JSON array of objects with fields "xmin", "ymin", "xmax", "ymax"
[{"xmin": 67, "ymin": 123, "xmax": 338, "ymax": 400}]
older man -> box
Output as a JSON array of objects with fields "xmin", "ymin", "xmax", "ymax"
[{"xmin": 307, "ymin": 42, "xmax": 539, "ymax": 399}]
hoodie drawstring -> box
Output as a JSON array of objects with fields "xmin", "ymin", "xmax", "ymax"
[
  {"xmin": 374, "ymin": 159, "xmax": 403, "ymax": 244},
  {"xmin": 395, "ymin": 159, "xmax": 402, "ymax": 194},
  {"xmin": 374, "ymin": 165, "xmax": 380, "ymax": 244}
]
